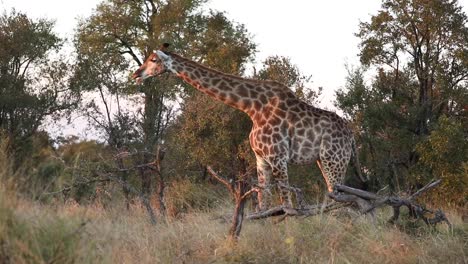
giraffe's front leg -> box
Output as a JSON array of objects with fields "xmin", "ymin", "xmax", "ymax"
[
  {"xmin": 272, "ymin": 160, "xmax": 293, "ymax": 208},
  {"xmin": 256, "ymin": 155, "xmax": 273, "ymax": 212}
]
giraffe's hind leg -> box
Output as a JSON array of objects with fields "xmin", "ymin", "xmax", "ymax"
[
  {"xmin": 316, "ymin": 156, "xmax": 350, "ymax": 193},
  {"xmin": 317, "ymin": 137, "xmax": 352, "ymax": 192}
]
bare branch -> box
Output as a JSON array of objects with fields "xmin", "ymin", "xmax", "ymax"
[
  {"xmin": 409, "ymin": 179, "xmax": 441, "ymax": 200},
  {"xmin": 206, "ymin": 166, "xmax": 235, "ymax": 196}
]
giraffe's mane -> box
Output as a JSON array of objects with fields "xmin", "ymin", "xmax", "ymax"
[{"xmin": 167, "ymin": 52, "xmax": 289, "ymax": 89}]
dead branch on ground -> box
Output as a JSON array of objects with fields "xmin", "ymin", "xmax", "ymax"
[{"xmin": 246, "ymin": 179, "xmax": 451, "ymax": 228}]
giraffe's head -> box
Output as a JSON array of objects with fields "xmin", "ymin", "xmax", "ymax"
[{"xmin": 132, "ymin": 43, "xmax": 172, "ymax": 84}]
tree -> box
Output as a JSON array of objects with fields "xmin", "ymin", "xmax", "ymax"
[
  {"xmin": 257, "ymin": 56, "xmax": 321, "ymax": 105},
  {"xmin": 0, "ymin": 10, "xmax": 79, "ymax": 167},
  {"xmin": 336, "ymin": 0, "xmax": 468, "ymax": 204},
  {"xmin": 357, "ymin": 0, "xmax": 468, "ymax": 135}
]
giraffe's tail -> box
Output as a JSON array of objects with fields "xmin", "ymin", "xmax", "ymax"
[{"xmin": 351, "ymin": 138, "xmax": 369, "ymax": 182}]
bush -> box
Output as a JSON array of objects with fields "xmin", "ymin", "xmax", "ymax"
[
  {"xmin": 164, "ymin": 178, "xmax": 227, "ymax": 217},
  {"xmin": 0, "ymin": 191, "xmax": 86, "ymax": 263}
]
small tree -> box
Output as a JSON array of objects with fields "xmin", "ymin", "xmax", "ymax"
[{"xmin": 0, "ymin": 10, "xmax": 79, "ymax": 167}]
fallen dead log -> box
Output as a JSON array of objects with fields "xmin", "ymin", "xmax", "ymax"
[
  {"xmin": 334, "ymin": 180, "xmax": 451, "ymax": 227},
  {"xmin": 246, "ymin": 202, "xmax": 346, "ymax": 220},
  {"xmin": 246, "ymin": 179, "xmax": 451, "ymax": 228}
]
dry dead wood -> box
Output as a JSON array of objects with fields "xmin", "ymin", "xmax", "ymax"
[
  {"xmin": 246, "ymin": 179, "xmax": 451, "ymax": 228},
  {"xmin": 246, "ymin": 202, "xmax": 346, "ymax": 220},
  {"xmin": 206, "ymin": 166, "xmax": 257, "ymax": 240},
  {"xmin": 334, "ymin": 180, "xmax": 451, "ymax": 227}
]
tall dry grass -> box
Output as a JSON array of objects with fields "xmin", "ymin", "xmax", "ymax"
[
  {"xmin": 1, "ymin": 143, "xmax": 466, "ymax": 263},
  {"xmin": 1, "ymin": 190, "xmax": 466, "ymax": 264}
]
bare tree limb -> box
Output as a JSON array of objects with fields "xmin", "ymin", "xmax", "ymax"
[{"xmin": 206, "ymin": 166, "xmax": 235, "ymax": 196}]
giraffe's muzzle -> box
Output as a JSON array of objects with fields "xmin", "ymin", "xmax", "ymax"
[{"xmin": 132, "ymin": 69, "xmax": 145, "ymax": 84}]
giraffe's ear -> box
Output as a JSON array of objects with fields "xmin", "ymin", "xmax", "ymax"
[
  {"xmin": 156, "ymin": 50, "xmax": 170, "ymax": 61},
  {"xmin": 156, "ymin": 43, "xmax": 170, "ymax": 60}
]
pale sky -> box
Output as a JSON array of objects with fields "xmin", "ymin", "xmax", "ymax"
[{"xmin": 1, "ymin": 0, "xmax": 467, "ymax": 139}]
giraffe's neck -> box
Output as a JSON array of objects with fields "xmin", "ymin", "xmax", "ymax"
[{"xmin": 165, "ymin": 53, "xmax": 276, "ymax": 117}]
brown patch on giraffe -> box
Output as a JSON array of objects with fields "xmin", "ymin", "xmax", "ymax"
[
  {"xmin": 237, "ymin": 85, "xmax": 249, "ymax": 98},
  {"xmin": 219, "ymin": 81, "xmax": 230, "ymax": 91},
  {"xmin": 262, "ymin": 125, "xmax": 273, "ymax": 135},
  {"xmin": 274, "ymin": 109, "xmax": 287, "ymax": 119},
  {"xmin": 263, "ymin": 145, "xmax": 270, "ymax": 155},
  {"xmin": 297, "ymin": 128, "xmax": 305, "ymax": 136},
  {"xmin": 268, "ymin": 117, "xmax": 281, "ymax": 126},
  {"xmin": 263, "ymin": 106, "xmax": 274, "ymax": 119},
  {"xmin": 258, "ymin": 119, "xmax": 267, "ymax": 126},
  {"xmin": 272, "ymin": 133, "xmax": 282, "ymax": 143},
  {"xmin": 286, "ymin": 98, "xmax": 296, "ymax": 106},
  {"xmin": 289, "ymin": 112, "xmax": 301, "ymax": 123},
  {"xmin": 249, "ymin": 90, "xmax": 258, "ymax": 98},
  {"xmin": 290, "ymin": 105, "xmax": 301, "ymax": 112},
  {"xmin": 273, "ymin": 145, "xmax": 280, "ymax": 153},
  {"xmin": 278, "ymin": 101, "xmax": 287, "ymax": 109},
  {"xmin": 240, "ymin": 99, "xmax": 252, "ymax": 110},
  {"xmin": 211, "ymin": 78, "xmax": 221, "ymax": 86},
  {"xmin": 303, "ymin": 141, "xmax": 313, "ymax": 148},
  {"xmin": 261, "ymin": 135, "xmax": 271, "ymax": 144},
  {"xmin": 253, "ymin": 100, "xmax": 262, "ymax": 112},
  {"xmin": 193, "ymin": 70, "xmax": 202, "ymax": 79},
  {"xmin": 224, "ymin": 78, "xmax": 239, "ymax": 87},
  {"xmin": 299, "ymin": 103, "xmax": 306, "ymax": 111},
  {"xmin": 269, "ymin": 97, "xmax": 279, "ymax": 106},
  {"xmin": 245, "ymin": 83, "xmax": 255, "ymax": 89},
  {"xmin": 229, "ymin": 94, "xmax": 240, "ymax": 102}
]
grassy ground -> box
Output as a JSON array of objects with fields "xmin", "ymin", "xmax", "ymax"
[{"xmin": 1, "ymin": 187, "xmax": 466, "ymax": 264}]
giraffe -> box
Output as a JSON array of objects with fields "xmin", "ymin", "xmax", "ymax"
[{"xmin": 132, "ymin": 43, "xmax": 367, "ymax": 210}]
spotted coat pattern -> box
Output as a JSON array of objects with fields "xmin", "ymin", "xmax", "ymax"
[{"xmin": 132, "ymin": 48, "xmax": 364, "ymax": 210}]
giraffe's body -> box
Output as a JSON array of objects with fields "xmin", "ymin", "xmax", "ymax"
[{"xmin": 132, "ymin": 45, "xmax": 366, "ymax": 210}]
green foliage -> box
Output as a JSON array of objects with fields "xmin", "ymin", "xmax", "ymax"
[
  {"xmin": 257, "ymin": 56, "xmax": 321, "ymax": 104},
  {"xmin": 414, "ymin": 116, "xmax": 467, "ymax": 204},
  {"xmin": 176, "ymin": 94, "xmax": 253, "ymax": 178},
  {"xmin": 164, "ymin": 178, "xmax": 226, "ymax": 217},
  {"xmin": 356, "ymin": 0, "xmax": 468, "ymax": 134},
  {"xmin": 337, "ymin": 0, "xmax": 468, "ymax": 204},
  {"xmin": 0, "ymin": 10, "xmax": 78, "ymax": 166}
]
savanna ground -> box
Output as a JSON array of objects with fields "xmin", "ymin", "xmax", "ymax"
[{"xmin": 1, "ymin": 178, "xmax": 466, "ymax": 264}]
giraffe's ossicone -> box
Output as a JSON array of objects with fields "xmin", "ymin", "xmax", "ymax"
[{"xmin": 132, "ymin": 43, "xmax": 368, "ymax": 211}]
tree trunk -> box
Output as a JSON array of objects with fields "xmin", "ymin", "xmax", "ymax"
[
  {"xmin": 116, "ymin": 156, "xmax": 131, "ymax": 210},
  {"xmin": 228, "ymin": 180, "xmax": 248, "ymax": 240}
]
